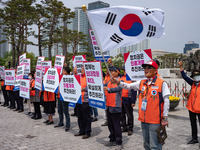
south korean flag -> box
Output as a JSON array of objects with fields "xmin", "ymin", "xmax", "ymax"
[{"xmin": 87, "ymin": 6, "xmax": 165, "ymax": 52}]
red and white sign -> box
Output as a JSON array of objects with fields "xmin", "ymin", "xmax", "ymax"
[
  {"xmin": 19, "ymin": 79, "xmax": 30, "ymax": 99},
  {"xmin": 35, "ymin": 69, "xmax": 42, "ymax": 90},
  {"xmin": 19, "ymin": 53, "xmax": 26, "ymax": 65},
  {"xmin": 72, "ymin": 55, "xmax": 86, "ymax": 67},
  {"xmin": 59, "ymin": 75, "xmax": 82, "ymax": 104},
  {"xmin": 36, "ymin": 56, "xmax": 45, "ymax": 69},
  {"xmin": 23, "ymin": 58, "xmax": 31, "ymax": 76},
  {"xmin": 124, "ymin": 49, "xmax": 152, "ymax": 80},
  {"xmin": 41, "ymin": 61, "xmax": 52, "ymax": 77},
  {"xmin": 54, "ymin": 55, "xmax": 65, "ymax": 69},
  {"xmin": 5, "ymin": 69, "xmax": 15, "ymax": 85}
]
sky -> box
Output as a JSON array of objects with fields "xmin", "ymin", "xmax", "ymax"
[{"xmin": 27, "ymin": 0, "xmax": 200, "ymax": 56}]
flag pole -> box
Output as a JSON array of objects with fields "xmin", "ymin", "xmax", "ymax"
[{"xmin": 82, "ymin": 5, "xmax": 112, "ymax": 77}]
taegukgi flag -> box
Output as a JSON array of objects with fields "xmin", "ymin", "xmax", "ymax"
[{"xmin": 87, "ymin": 6, "xmax": 165, "ymax": 51}]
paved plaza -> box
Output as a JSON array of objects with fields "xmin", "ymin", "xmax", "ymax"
[{"xmin": 0, "ymin": 100, "xmax": 199, "ymax": 150}]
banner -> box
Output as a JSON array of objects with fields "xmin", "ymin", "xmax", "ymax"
[
  {"xmin": 84, "ymin": 61, "xmax": 106, "ymax": 109},
  {"xmin": 36, "ymin": 56, "xmax": 45, "ymax": 69},
  {"xmin": 19, "ymin": 53, "xmax": 26, "ymax": 65},
  {"xmin": 42, "ymin": 68, "xmax": 60, "ymax": 93},
  {"xmin": 87, "ymin": 6, "xmax": 164, "ymax": 52},
  {"xmin": 5, "ymin": 69, "xmax": 15, "ymax": 85},
  {"xmin": 14, "ymin": 65, "xmax": 25, "ymax": 91},
  {"xmin": 75, "ymin": 61, "xmax": 83, "ymax": 75},
  {"xmin": 60, "ymin": 75, "xmax": 82, "ymax": 104},
  {"xmin": 19, "ymin": 79, "xmax": 30, "ymax": 99},
  {"xmin": 124, "ymin": 49, "xmax": 152, "ymax": 81},
  {"xmin": 89, "ymin": 29, "xmax": 110, "ymax": 62},
  {"xmin": 72, "ymin": 55, "xmax": 86, "ymax": 67},
  {"xmin": 0, "ymin": 66, "xmax": 5, "ymax": 79},
  {"xmin": 23, "ymin": 58, "xmax": 31, "ymax": 76},
  {"xmin": 41, "ymin": 61, "xmax": 52, "ymax": 77},
  {"xmin": 35, "ymin": 69, "xmax": 42, "ymax": 90}
]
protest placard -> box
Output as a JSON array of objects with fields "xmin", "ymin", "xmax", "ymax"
[
  {"xmin": 36, "ymin": 56, "xmax": 45, "ymax": 69},
  {"xmin": 124, "ymin": 49, "xmax": 152, "ymax": 81},
  {"xmin": 19, "ymin": 79, "xmax": 30, "ymax": 99},
  {"xmin": 72, "ymin": 55, "xmax": 86, "ymax": 67},
  {"xmin": 14, "ymin": 65, "xmax": 25, "ymax": 91},
  {"xmin": 5, "ymin": 69, "xmax": 15, "ymax": 85},
  {"xmin": 0, "ymin": 66, "xmax": 5, "ymax": 79},
  {"xmin": 35, "ymin": 69, "xmax": 42, "ymax": 90},
  {"xmin": 84, "ymin": 61, "xmax": 106, "ymax": 109},
  {"xmin": 23, "ymin": 58, "xmax": 31, "ymax": 76},
  {"xmin": 41, "ymin": 61, "xmax": 52, "ymax": 77},
  {"xmin": 54, "ymin": 55, "xmax": 65, "ymax": 69},
  {"xmin": 89, "ymin": 29, "xmax": 110, "ymax": 62},
  {"xmin": 75, "ymin": 61, "xmax": 83, "ymax": 75},
  {"xmin": 19, "ymin": 53, "xmax": 26, "ymax": 66},
  {"xmin": 42, "ymin": 68, "xmax": 60, "ymax": 93},
  {"xmin": 60, "ymin": 75, "xmax": 82, "ymax": 104}
]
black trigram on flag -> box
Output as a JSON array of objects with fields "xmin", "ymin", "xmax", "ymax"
[
  {"xmin": 110, "ymin": 33, "xmax": 123, "ymax": 43},
  {"xmin": 105, "ymin": 12, "xmax": 117, "ymax": 25},
  {"xmin": 142, "ymin": 10, "xmax": 154, "ymax": 16},
  {"xmin": 146, "ymin": 25, "xmax": 156, "ymax": 37}
]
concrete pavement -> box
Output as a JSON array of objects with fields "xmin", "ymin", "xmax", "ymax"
[{"xmin": 0, "ymin": 101, "xmax": 199, "ymax": 150}]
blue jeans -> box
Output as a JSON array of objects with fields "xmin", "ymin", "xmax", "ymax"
[
  {"xmin": 141, "ymin": 122, "xmax": 162, "ymax": 150},
  {"xmin": 57, "ymin": 98, "xmax": 70, "ymax": 128},
  {"xmin": 90, "ymin": 107, "xmax": 98, "ymax": 117}
]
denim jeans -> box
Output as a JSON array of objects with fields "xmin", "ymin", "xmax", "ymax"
[
  {"xmin": 141, "ymin": 122, "xmax": 162, "ymax": 150},
  {"xmin": 57, "ymin": 98, "xmax": 70, "ymax": 128},
  {"xmin": 90, "ymin": 107, "xmax": 98, "ymax": 117}
]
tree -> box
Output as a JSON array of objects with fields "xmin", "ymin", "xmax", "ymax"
[
  {"xmin": 68, "ymin": 30, "xmax": 90, "ymax": 56},
  {"xmin": 41, "ymin": 0, "xmax": 75, "ymax": 60}
]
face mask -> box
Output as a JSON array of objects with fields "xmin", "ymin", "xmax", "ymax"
[
  {"xmin": 28, "ymin": 76, "xmax": 32, "ymax": 79},
  {"xmin": 193, "ymin": 75, "xmax": 200, "ymax": 82}
]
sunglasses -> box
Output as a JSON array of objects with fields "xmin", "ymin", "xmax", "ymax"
[{"xmin": 143, "ymin": 66, "xmax": 155, "ymax": 69}]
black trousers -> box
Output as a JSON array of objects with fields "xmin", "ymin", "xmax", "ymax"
[
  {"xmin": 121, "ymin": 103, "xmax": 134, "ymax": 131},
  {"xmin": 107, "ymin": 108, "xmax": 122, "ymax": 145},
  {"xmin": 76, "ymin": 103, "xmax": 91, "ymax": 135},
  {"xmin": 2, "ymin": 86, "xmax": 9, "ymax": 105},
  {"xmin": 189, "ymin": 110, "xmax": 200, "ymax": 140},
  {"xmin": 8, "ymin": 90, "xmax": 15, "ymax": 108},
  {"xmin": 14, "ymin": 91, "xmax": 23, "ymax": 111},
  {"xmin": 74, "ymin": 105, "xmax": 77, "ymax": 115},
  {"xmin": 33, "ymin": 102, "xmax": 42, "ymax": 118}
]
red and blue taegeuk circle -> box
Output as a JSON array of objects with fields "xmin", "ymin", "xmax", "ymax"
[{"xmin": 119, "ymin": 14, "xmax": 143, "ymax": 36}]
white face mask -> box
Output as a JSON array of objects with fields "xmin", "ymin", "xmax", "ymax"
[
  {"xmin": 193, "ymin": 75, "xmax": 200, "ymax": 82},
  {"xmin": 28, "ymin": 76, "xmax": 32, "ymax": 79}
]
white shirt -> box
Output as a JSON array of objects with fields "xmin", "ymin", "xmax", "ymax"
[{"xmin": 119, "ymin": 80, "xmax": 170, "ymax": 116}]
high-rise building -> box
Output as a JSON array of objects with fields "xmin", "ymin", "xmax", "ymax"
[
  {"xmin": 116, "ymin": 39, "xmax": 150, "ymax": 55},
  {"xmin": 183, "ymin": 41, "xmax": 199, "ymax": 54},
  {"xmin": 88, "ymin": 1, "xmax": 110, "ymax": 10},
  {"xmin": 0, "ymin": 18, "xmax": 10, "ymax": 58},
  {"xmin": 66, "ymin": 1, "xmax": 110, "ymax": 54}
]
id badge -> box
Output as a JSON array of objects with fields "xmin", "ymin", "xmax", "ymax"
[{"xmin": 141, "ymin": 99, "xmax": 147, "ymax": 111}]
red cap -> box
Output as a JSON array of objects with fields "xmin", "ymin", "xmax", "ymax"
[{"xmin": 142, "ymin": 60, "xmax": 158, "ymax": 69}]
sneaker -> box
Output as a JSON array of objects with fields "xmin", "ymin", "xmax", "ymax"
[
  {"xmin": 115, "ymin": 145, "xmax": 123, "ymax": 150},
  {"xmin": 101, "ymin": 121, "xmax": 108, "ymax": 126}
]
